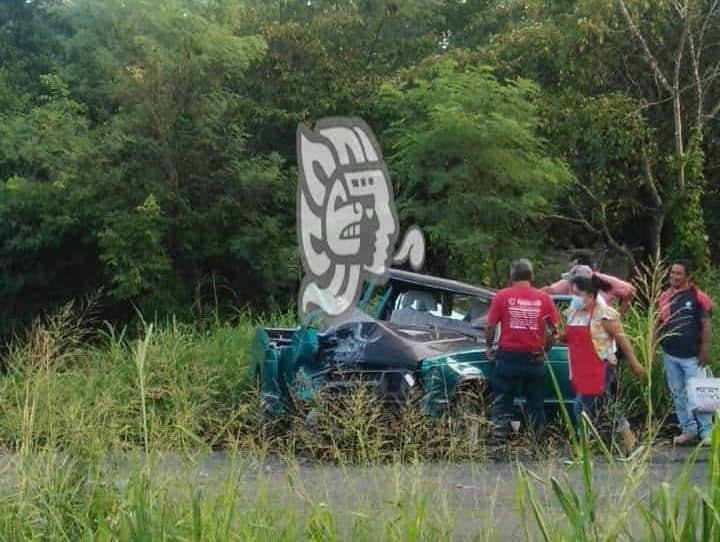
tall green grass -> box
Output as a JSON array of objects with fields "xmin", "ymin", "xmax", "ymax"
[
  {"xmin": 0, "ymin": 303, "xmax": 267, "ymax": 456},
  {"xmin": 0, "ymin": 298, "xmax": 497, "ymax": 463},
  {"xmin": 618, "ymin": 260, "xmax": 671, "ymax": 435},
  {"xmin": 516, "ymin": 414, "xmax": 720, "ymax": 541},
  {"xmin": 0, "ymin": 419, "xmax": 717, "ymax": 541},
  {"xmin": 0, "ymin": 264, "xmax": 718, "ymax": 539},
  {"xmin": 0, "ymin": 447, "xmax": 465, "ymax": 541}
]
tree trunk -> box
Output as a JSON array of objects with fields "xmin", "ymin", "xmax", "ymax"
[
  {"xmin": 647, "ymin": 211, "xmax": 665, "ymax": 263},
  {"xmin": 673, "ymin": 93, "xmax": 686, "ymax": 190}
]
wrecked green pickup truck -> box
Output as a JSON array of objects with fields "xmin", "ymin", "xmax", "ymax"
[{"xmin": 252, "ymin": 269, "xmax": 573, "ymax": 422}]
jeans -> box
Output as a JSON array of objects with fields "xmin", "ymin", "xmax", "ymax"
[
  {"xmin": 490, "ymin": 351, "xmax": 545, "ymax": 439},
  {"xmin": 663, "ymin": 352, "xmax": 714, "ymax": 439},
  {"xmin": 574, "ymin": 364, "xmax": 630, "ymax": 437}
]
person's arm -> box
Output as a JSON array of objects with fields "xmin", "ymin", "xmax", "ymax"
[
  {"xmin": 595, "ymin": 272, "xmax": 635, "ymax": 315},
  {"xmin": 559, "ymin": 307, "xmax": 572, "ymax": 343},
  {"xmin": 485, "ymin": 297, "xmax": 500, "ymax": 360},
  {"xmin": 602, "ymin": 319, "xmax": 647, "ymax": 379},
  {"xmin": 485, "ymin": 328, "xmax": 496, "ymax": 360},
  {"xmin": 543, "ymin": 294, "xmax": 559, "ymax": 352},
  {"xmin": 699, "ymin": 316, "xmax": 711, "ymax": 367},
  {"xmin": 544, "ymin": 318, "xmax": 557, "ymax": 352},
  {"xmin": 542, "ymin": 279, "xmax": 570, "ymax": 295},
  {"xmin": 617, "ymin": 284, "xmax": 636, "ymax": 315}
]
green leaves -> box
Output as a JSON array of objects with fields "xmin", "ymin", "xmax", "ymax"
[
  {"xmin": 2, "ymin": 0, "xmax": 719, "ymax": 327},
  {"xmin": 98, "ymin": 195, "xmax": 171, "ymax": 300},
  {"xmin": 384, "ymin": 58, "xmax": 572, "ymax": 283}
]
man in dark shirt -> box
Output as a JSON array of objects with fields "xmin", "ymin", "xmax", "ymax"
[
  {"xmin": 486, "ymin": 259, "xmax": 558, "ymax": 441},
  {"xmin": 659, "ymin": 261, "xmax": 714, "ymax": 445}
]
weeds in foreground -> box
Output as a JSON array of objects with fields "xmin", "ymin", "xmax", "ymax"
[
  {"xmin": 0, "ymin": 303, "xmax": 258, "ymax": 456},
  {"xmin": 0, "ymin": 416, "xmax": 716, "ymax": 540},
  {"xmin": 517, "ymin": 413, "xmax": 720, "ymax": 542},
  {"xmin": 0, "ymin": 271, "xmax": 717, "ymax": 539},
  {"xmin": 621, "ymin": 259, "xmax": 672, "ymax": 436}
]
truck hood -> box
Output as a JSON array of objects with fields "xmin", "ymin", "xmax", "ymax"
[{"xmin": 316, "ymin": 320, "xmax": 482, "ymax": 370}]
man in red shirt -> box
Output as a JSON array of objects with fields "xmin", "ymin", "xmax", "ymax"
[{"xmin": 486, "ymin": 259, "xmax": 559, "ymax": 441}]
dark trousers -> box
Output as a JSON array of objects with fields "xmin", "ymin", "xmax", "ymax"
[
  {"xmin": 574, "ymin": 364, "xmax": 616, "ymax": 419},
  {"xmin": 490, "ymin": 350, "xmax": 546, "ymax": 439},
  {"xmin": 573, "ymin": 364, "xmax": 631, "ymax": 438}
]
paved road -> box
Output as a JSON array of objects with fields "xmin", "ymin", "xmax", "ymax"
[
  {"xmin": 117, "ymin": 444, "xmax": 711, "ymax": 540},
  {"xmin": 0, "ymin": 445, "xmax": 710, "ymax": 540}
]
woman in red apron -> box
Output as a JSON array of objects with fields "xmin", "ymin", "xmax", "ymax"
[{"xmin": 564, "ymin": 275, "xmax": 647, "ymax": 455}]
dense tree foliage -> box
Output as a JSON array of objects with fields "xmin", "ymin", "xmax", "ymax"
[
  {"xmin": 1, "ymin": 0, "xmax": 720, "ymax": 330},
  {"xmin": 384, "ymin": 58, "xmax": 571, "ymax": 284}
]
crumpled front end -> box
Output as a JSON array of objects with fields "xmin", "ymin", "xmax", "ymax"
[{"xmin": 256, "ymin": 317, "xmax": 491, "ymax": 420}]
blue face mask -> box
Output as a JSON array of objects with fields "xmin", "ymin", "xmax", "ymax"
[{"xmin": 570, "ymin": 296, "xmax": 584, "ymax": 310}]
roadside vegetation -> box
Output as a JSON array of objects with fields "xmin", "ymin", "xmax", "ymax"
[
  {"xmin": 0, "ymin": 262, "xmax": 714, "ymax": 539},
  {"xmin": 2, "ymin": 261, "xmax": 715, "ymax": 459},
  {"xmin": 3, "ymin": 1, "xmax": 720, "ymax": 537}
]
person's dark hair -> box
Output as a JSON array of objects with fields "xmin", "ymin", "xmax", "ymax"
[
  {"xmin": 510, "ymin": 258, "xmax": 533, "ymax": 282},
  {"xmin": 570, "ymin": 252, "xmax": 593, "ymax": 267},
  {"xmin": 591, "ymin": 274, "xmax": 612, "ymax": 292},
  {"xmin": 671, "ymin": 259, "xmax": 692, "ymax": 276},
  {"xmin": 571, "ymin": 276, "xmax": 597, "ymax": 296}
]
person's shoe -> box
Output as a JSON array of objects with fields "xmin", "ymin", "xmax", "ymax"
[
  {"xmin": 620, "ymin": 428, "xmax": 637, "ymax": 455},
  {"xmin": 673, "ymin": 433, "xmax": 699, "ymax": 446}
]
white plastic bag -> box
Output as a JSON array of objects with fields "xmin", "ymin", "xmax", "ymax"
[{"xmin": 688, "ymin": 367, "xmax": 720, "ymax": 413}]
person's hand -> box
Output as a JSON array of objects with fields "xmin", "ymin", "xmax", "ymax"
[
  {"xmin": 632, "ymin": 364, "xmax": 648, "ymax": 380},
  {"xmin": 699, "ymin": 349, "xmax": 709, "ymax": 367},
  {"xmin": 486, "ymin": 348, "xmax": 496, "ymax": 361}
]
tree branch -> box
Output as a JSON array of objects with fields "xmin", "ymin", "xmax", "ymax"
[
  {"xmin": 701, "ymin": 58, "xmax": 720, "ymax": 91},
  {"xmin": 709, "ymin": 97, "xmax": 720, "ymax": 119},
  {"xmin": 542, "ymin": 212, "xmax": 601, "ymax": 232},
  {"xmin": 618, "ymin": 0, "xmax": 674, "ymax": 95},
  {"xmin": 698, "ymin": 0, "xmax": 720, "ymax": 52},
  {"xmin": 686, "ymin": 1, "xmax": 704, "ymax": 128},
  {"xmin": 365, "ymin": 13, "xmax": 387, "ymax": 66},
  {"xmin": 642, "ymin": 147, "xmax": 663, "ymax": 208},
  {"xmin": 567, "ymin": 187, "xmax": 637, "ymax": 267},
  {"xmin": 574, "ymin": 180, "xmax": 601, "ymax": 205},
  {"xmin": 567, "ymin": 195, "xmax": 602, "ymax": 236},
  {"xmin": 598, "ymin": 207, "xmax": 638, "ymax": 267},
  {"xmin": 671, "ymin": 0, "xmax": 689, "ymax": 189}
]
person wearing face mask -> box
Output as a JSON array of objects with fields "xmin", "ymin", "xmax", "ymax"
[{"xmin": 564, "ymin": 275, "xmax": 647, "ymax": 456}]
